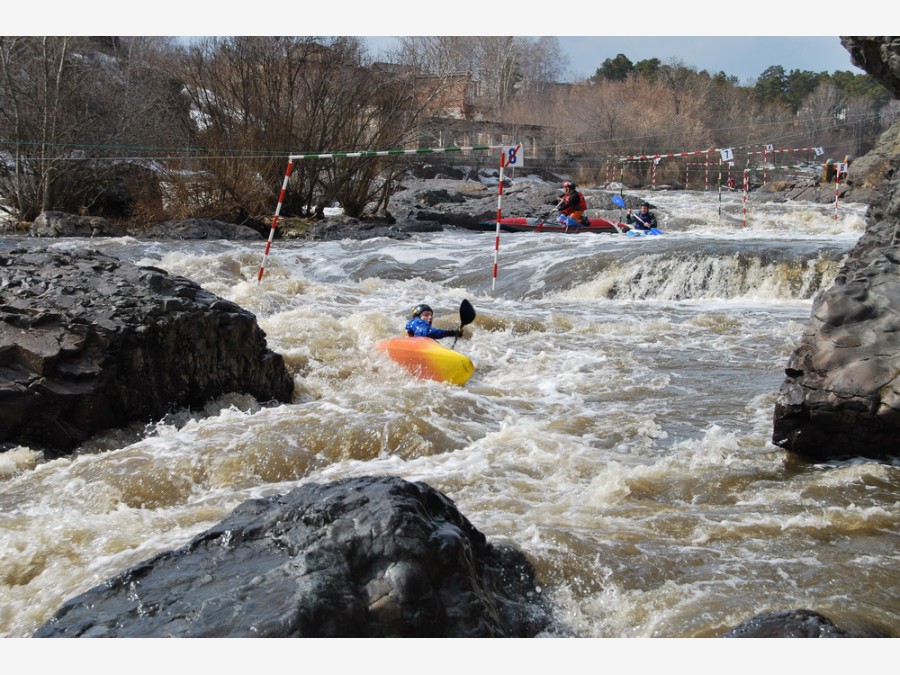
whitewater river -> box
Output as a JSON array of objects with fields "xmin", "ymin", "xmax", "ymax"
[{"xmin": 1, "ymin": 188, "xmax": 897, "ymax": 639}]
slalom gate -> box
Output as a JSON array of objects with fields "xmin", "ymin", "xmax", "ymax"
[
  {"xmin": 259, "ymin": 141, "xmax": 843, "ymax": 286},
  {"xmin": 257, "ymin": 144, "xmax": 510, "ymax": 284},
  {"xmin": 615, "ymin": 144, "xmax": 844, "ymax": 227}
]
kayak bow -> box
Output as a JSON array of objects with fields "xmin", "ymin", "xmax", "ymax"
[{"xmin": 376, "ymin": 337, "xmax": 475, "ymax": 385}]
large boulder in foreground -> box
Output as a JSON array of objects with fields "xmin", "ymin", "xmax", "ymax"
[
  {"xmin": 0, "ymin": 247, "xmax": 293, "ymax": 455},
  {"xmin": 33, "ymin": 475, "xmax": 553, "ymax": 637}
]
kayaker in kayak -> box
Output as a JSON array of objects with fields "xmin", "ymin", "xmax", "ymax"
[
  {"xmin": 405, "ymin": 304, "xmax": 463, "ymax": 339},
  {"xmin": 555, "ymin": 181, "xmax": 587, "ymax": 226},
  {"xmin": 625, "ymin": 203, "xmax": 658, "ymax": 230}
]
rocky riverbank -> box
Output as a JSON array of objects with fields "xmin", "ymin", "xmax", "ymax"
[
  {"xmin": 772, "ymin": 37, "xmax": 900, "ymax": 462},
  {"xmin": 19, "ymin": 163, "xmax": 871, "ymax": 244}
]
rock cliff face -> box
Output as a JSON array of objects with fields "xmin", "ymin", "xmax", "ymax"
[
  {"xmin": 0, "ymin": 247, "xmax": 294, "ymax": 455},
  {"xmin": 33, "ymin": 475, "xmax": 553, "ymax": 638},
  {"xmin": 772, "ymin": 38, "xmax": 900, "ymax": 461},
  {"xmin": 840, "ymin": 37, "xmax": 900, "ymax": 95}
]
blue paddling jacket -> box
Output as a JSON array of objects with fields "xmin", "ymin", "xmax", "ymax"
[{"xmin": 405, "ymin": 317, "xmax": 456, "ymax": 339}]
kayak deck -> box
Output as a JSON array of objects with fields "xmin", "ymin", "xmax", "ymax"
[{"xmin": 376, "ymin": 337, "xmax": 474, "ymax": 385}]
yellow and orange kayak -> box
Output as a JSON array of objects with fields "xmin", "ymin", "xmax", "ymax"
[{"xmin": 375, "ymin": 337, "xmax": 474, "ymax": 385}]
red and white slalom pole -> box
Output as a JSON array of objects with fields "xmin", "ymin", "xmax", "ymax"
[
  {"xmin": 705, "ymin": 151, "xmax": 711, "ymax": 192},
  {"xmin": 492, "ymin": 144, "xmax": 522, "ymax": 292},
  {"xmin": 491, "ymin": 143, "xmax": 524, "ymax": 292},
  {"xmin": 717, "ymin": 160, "xmax": 723, "ymax": 217},
  {"xmin": 492, "ymin": 160, "xmax": 505, "ymax": 292},
  {"xmin": 834, "ymin": 172, "xmax": 841, "ymax": 220},
  {"xmin": 258, "ymin": 160, "xmax": 294, "ymax": 284},
  {"xmin": 742, "ymin": 168, "xmax": 749, "ymax": 228}
]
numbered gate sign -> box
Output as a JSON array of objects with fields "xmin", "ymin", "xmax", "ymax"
[
  {"xmin": 719, "ymin": 148, "xmax": 734, "ymax": 162},
  {"xmin": 503, "ymin": 144, "xmax": 524, "ymax": 168},
  {"xmin": 765, "ymin": 144, "xmax": 774, "ymax": 152},
  {"xmin": 814, "ymin": 147, "xmax": 825, "ymax": 156}
]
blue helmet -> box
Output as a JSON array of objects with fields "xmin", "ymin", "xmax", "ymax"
[{"xmin": 411, "ymin": 303, "xmax": 432, "ymax": 318}]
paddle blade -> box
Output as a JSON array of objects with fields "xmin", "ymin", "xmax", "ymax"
[
  {"xmin": 612, "ymin": 195, "xmax": 626, "ymax": 207},
  {"xmin": 459, "ymin": 299, "xmax": 476, "ymax": 326}
]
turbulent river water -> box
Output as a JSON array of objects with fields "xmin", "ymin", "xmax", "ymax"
[{"xmin": 1, "ymin": 188, "xmax": 897, "ymax": 639}]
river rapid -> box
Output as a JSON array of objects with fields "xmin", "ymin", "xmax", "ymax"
[{"xmin": 1, "ymin": 188, "xmax": 897, "ymax": 641}]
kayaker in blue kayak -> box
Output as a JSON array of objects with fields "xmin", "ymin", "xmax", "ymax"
[
  {"xmin": 625, "ymin": 203, "xmax": 658, "ymax": 230},
  {"xmin": 405, "ymin": 304, "xmax": 463, "ymax": 339}
]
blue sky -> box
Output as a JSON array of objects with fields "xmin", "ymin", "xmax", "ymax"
[{"xmin": 364, "ymin": 36, "xmax": 864, "ymax": 85}]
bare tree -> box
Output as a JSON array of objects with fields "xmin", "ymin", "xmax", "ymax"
[
  {"xmin": 387, "ymin": 36, "xmax": 563, "ymax": 112},
  {"xmin": 0, "ymin": 36, "xmax": 81, "ymax": 219},
  {"xmin": 178, "ymin": 36, "xmax": 443, "ymax": 220},
  {"xmin": 797, "ymin": 81, "xmax": 846, "ymax": 148},
  {"xmin": 0, "ymin": 36, "xmax": 193, "ymax": 222},
  {"xmin": 517, "ymin": 37, "xmax": 567, "ymax": 97},
  {"xmin": 390, "ymin": 36, "xmax": 477, "ymax": 75}
]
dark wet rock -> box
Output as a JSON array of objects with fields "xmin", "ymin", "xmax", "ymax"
[
  {"xmin": 33, "ymin": 475, "xmax": 554, "ymax": 638},
  {"xmin": 723, "ymin": 609, "xmax": 853, "ymax": 638},
  {"xmin": 28, "ymin": 211, "xmax": 266, "ymax": 241},
  {"xmin": 417, "ymin": 188, "xmax": 467, "ymax": 206},
  {"xmin": 139, "ymin": 218, "xmax": 262, "ymax": 240},
  {"xmin": 0, "ymin": 247, "xmax": 293, "ymax": 455},
  {"xmin": 30, "ymin": 211, "xmax": 128, "ymax": 238},
  {"xmin": 772, "ymin": 39, "xmax": 900, "ymax": 462},
  {"xmin": 282, "ymin": 214, "xmax": 442, "ymax": 241}
]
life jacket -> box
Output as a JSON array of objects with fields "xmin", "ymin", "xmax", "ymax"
[{"xmin": 561, "ymin": 191, "xmax": 587, "ymax": 217}]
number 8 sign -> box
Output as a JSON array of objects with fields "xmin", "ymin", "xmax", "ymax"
[{"xmin": 504, "ymin": 144, "xmax": 524, "ymax": 168}]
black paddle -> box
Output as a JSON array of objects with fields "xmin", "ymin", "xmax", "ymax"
[{"xmin": 451, "ymin": 299, "xmax": 476, "ymax": 348}]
